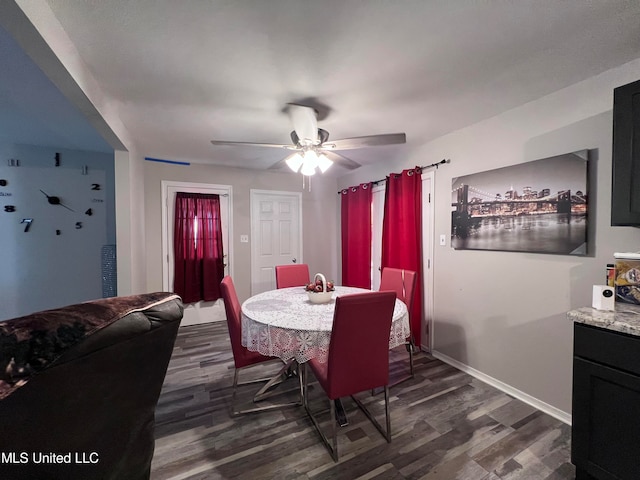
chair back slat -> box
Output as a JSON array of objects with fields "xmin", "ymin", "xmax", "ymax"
[
  {"xmin": 379, "ymin": 267, "xmax": 417, "ymax": 312},
  {"xmin": 220, "ymin": 276, "xmax": 248, "ymax": 368},
  {"xmin": 326, "ymin": 291, "xmax": 396, "ymax": 399},
  {"xmin": 275, "ymin": 264, "xmax": 310, "ymax": 288}
]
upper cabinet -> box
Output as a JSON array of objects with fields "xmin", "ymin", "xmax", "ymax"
[{"xmin": 612, "ymin": 78, "xmax": 640, "ymax": 226}]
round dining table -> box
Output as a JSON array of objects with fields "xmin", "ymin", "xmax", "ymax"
[{"xmin": 241, "ymin": 285, "xmax": 410, "ymax": 364}]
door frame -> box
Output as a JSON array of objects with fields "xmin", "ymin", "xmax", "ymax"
[
  {"xmin": 250, "ymin": 189, "xmax": 303, "ymax": 295},
  {"xmin": 421, "ymin": 171, "xmax": 435, "ymax": 352},
  {"xmin": 161, "ymin": 180, "xmax": 234, "ymax": 291},
  {"xmin": 371, "ymin": 184, "xmax": 386, "ymax": 291}
]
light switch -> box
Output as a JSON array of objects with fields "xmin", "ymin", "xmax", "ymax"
[
  {"xmin": 240, "ymin": 235, "xmax": 249, "ymax": 243},
  {"xmin": 439, "ymin": 234, "xmax": 447, "ymax": 246}
]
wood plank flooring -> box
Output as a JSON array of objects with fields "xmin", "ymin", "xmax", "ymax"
[{"xmin": 151, "ymin": 322, "xmax": 575, "ymax": 480}]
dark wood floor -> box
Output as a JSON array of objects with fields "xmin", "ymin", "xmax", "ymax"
[{"xmin": 151, "ymin": 322, "xmax": 575, "ymax": 480}]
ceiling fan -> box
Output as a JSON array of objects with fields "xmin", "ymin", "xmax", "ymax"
[{"xmin": 211, "ymin": 104, "xmax": 406, "ymax": 176}]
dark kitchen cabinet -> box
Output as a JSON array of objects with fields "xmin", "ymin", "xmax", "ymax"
[
  {"xmin": 611, "ymin": 78, "xmax": 640, "ymax": 225},
  {"xmin": 572, "ymin": 322, "xmax": 640, "ymax": 479}
]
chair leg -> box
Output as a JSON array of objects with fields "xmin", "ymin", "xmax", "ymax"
[
  {"xmin": 231, "ymin": 368, "xmax": 240, "ymax": 411},
  {"xmin": 299, "ymin": 360, "xmax": 305, "ymax": 405},
  {"xmin": 384, "ymin": 337, "xmax": 417, "ymax": 390},
  {"xmin": 384, "ymin": 385, "xmax": 391, "ymax": 441},
  {"xmin": 303, "ymin": 362, "xmax": 309, "ymax": 408},
  {"xmin": 330, "ymin": 399, "xmax": 338, "ymax": 460},
  {"xmin": 352, "ymin": 385, "xmax": 391, "ymax": 443},
  {"xmin": 305, "ymin": 377, "xmax": 391, "ymax": 461},
  {"xmin": 303, "ymin": 363, "xmax": 340, "ymax": 462},
  {"xmin": 408, "ymin": 338, "xmax": 415, "ymax": 378}
]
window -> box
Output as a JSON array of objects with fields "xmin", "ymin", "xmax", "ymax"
[{"xmin": 173, "ymin": 193, "xmax": 225, "ymax": 304}]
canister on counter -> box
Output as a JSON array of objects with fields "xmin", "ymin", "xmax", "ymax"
[
  {"xmin": 607, "ymin": 263, "xmax": 616, "ymax": 287},
  {"xmin": 614, "ymin": 252, "xmax": 640, "ymax": 304}
]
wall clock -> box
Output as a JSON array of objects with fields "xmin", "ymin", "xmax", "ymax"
[{"xmin": 0, "ymin": 164, "xmax": 106, "ymax": 236}]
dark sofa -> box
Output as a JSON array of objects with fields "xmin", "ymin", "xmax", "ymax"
[{"xmin": 0, "ymin": 292, "xmax": 183, "ymax": 480}]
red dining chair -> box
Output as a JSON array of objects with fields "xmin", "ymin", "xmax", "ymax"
[
  {"xmin": 379, "ymin": 267, "xmax": 418, "ymax": 385},
  {"xmin": 275, "ymin": 264, "xmax": 310, "ymax": 288},
  {"xmin": 303, "ymin": 291, "xmax": 396, "ymax": 461},
  {"xmin": 220, "ymin": 276, "xmax": 301, "ymax": 415}
]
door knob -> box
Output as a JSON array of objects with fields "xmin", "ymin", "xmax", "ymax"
[{"xmin": 292, "ymin": 258, "xmax": 297, "ymax": 263}]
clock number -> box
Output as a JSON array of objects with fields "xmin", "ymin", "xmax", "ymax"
[
  {"xmin": 4, "ymin": 205, "xmax": 15, "ymax": 212},
  {"xmin": 75, "ymin": 222, "xmax": 83, "ymax": 229},
  {"xmin": 55, "ymin": 152, "xmax": 60, "ymax": 167},
  {"xmin": 56, "ymin": 230, "xmax": 61, "ymax": 235},
  {"xmin": 21, "ymin": 218, "xmax": 33, "ymax": 232},
  {"xmin": 91, "ymin": 183, "xmax": 101, "ymax": 191},
  {"xmin": 85, "ymin": 208, "xmax": 93, "ymax": 216},
  {"xmin": 0, "ymin": 179, "xmax": 7, "ymax": 186}
]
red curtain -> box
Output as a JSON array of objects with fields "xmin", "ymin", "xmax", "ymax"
[
  {"xmin": 382, "ymin": 168, "xmax": 423, "ymax": 347},
  {"xmin": 341, "ymin": 183, "xmax": 373, "ymax": 289},
  {"xmin": 173, "ymin": 193, "xmax": 225, "ymax": 304}
]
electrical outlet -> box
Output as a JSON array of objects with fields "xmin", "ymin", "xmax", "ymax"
[
  {"xmin": 439, "ymin": 234, "xmax": 447, "ymax": 246},
  {"xmin": 240, "ymin": 235, "xmax": 249, "ymax": 243}
]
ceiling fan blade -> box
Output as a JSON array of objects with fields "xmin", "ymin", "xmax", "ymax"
[
  {"xmin": 287, "ymin": 104, "xmax": 318, "ymax": 145},
  {"xmin": 323, "ymin": 133, "xmax": 406, "ymax": 150},
  {"xmin": 267, "ymin": 158, "xmax": 287, "ymax": 170},
  {"xmin": 211, "ymin": 140, "xmax": 297, "ymax": 150},
  {"xmin": 323, "ymin": 151, "xmax": 361, "ymax": 170}
]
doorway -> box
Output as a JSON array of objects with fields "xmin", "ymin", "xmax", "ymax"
[
  {"xmin": 162, "ymin": 181, "xmax": 233, "ymax": 326},
  {"xmin": 250, "ymin": 189, "xmax": 303, "ymax": 295}
]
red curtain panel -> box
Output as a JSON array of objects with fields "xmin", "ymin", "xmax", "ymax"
[
  {"xmin": 341, "ymin": 183, "xmax": 373, "ymax": 289},
  {"xmin": 173, "ymin": 193, "xmax": 225, "ymax": 303},
  {"xmin": 382, "ymin": 168, "xmax": 423, "ymax": 347}
]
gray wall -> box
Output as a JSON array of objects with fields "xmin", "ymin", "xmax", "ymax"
[
  {"xmin": 338, "ymin": 58, "xmax": 640, "ymax": 417},
  {"xmin": 0, "ymin": 143, "xmax": 115, "ymax": 320},
  {"xmin": 143, "ymin": 160, "xmax": 339, "ymax": 304}
]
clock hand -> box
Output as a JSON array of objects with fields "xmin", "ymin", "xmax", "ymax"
[
  {"xmin": 58, "ymin": 202, "xmax": 75, "ymax": 212},
  {"xmin": 40, "ymin": 189, "xmax": 60, "ymax": 204},
  {"xmin": 40, "ymin": 189, "xmax": 54, "ymax": 200},
  {"xmin": 39, "ymin": 190, "xmax": 75, "ymax": 211}
]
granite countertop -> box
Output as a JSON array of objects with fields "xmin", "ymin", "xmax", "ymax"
[{"xmin": 568, "ymin": 303, "xmax": 640, "ymax": 336}]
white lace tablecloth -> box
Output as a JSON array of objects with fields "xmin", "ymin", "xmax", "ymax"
[{"xmin": 241, "ymin": 286, "xmax": 410, "ymax": 363}]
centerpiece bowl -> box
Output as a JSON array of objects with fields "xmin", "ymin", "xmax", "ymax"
[{"xmin": 305, "ymin": 273, "xmax": 335, "ymax": 304}]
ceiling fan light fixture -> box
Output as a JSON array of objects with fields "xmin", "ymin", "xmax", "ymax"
[
  {"xmin": 300, "ymin": 157, "xmax": 317, "ymax": 176},
  {"xmin": 285, "ymin": 153, "xmax": 304, "ymax": 172},
  {"xmin": 304, "ymin": 149, "xmax": 319, "ymax": 164},
  {"xmin": 300, "ymin": 149, "xmax": 320, "ymax": 177},
  {"xmin": 317, "ymin": 153, "xmax": 333, "ymax": 173}
]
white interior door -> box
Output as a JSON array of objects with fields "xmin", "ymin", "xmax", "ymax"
[
  {"xmin": 162, "ymin": 181, "xmax": 232, "ymax": 326},
  {"xmin": 250, "ymin": 190, "xmax": 302, "ymax": 295}
]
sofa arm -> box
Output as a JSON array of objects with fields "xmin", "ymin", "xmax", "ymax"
[{"xmin": 0, "ymin": 292, "xmax": 183, "ymax": 401}]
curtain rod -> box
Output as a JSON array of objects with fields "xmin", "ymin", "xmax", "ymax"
[{"xmin": 337, "ymin": 158, "xmax": 449, "ymax": 194}]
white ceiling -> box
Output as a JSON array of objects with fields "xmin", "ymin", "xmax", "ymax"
[{"xmin": 3, "ymin": 1, "xmax": 640, "ymax": 174}]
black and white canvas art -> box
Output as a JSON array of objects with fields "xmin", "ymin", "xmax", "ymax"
[{"xmin": 451, "ymin": 150, "xmax": 589, "ymax": 255}]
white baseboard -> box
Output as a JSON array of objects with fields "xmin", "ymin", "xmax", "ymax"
[{"xmin": 431, "ymin": 350, "xmax": 572, "ymax": 426}]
